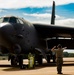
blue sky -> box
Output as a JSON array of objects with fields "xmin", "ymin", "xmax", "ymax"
[
  {"xmin": 0, "ymin": 0, "xmax": 74, "ymax": 26},
  {"xmin": 0, "ymin": 0, "xmax": 74, "ymax": 53}
]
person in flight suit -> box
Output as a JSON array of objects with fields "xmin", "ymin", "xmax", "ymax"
[{"xmin": 51, "ymin": 44, "xmax": 67, "ymax": 74}]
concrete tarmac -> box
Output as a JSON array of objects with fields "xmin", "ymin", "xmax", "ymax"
[{"xmin": 0, "ymin": 58, "xmax": 74, "ymax": 75}]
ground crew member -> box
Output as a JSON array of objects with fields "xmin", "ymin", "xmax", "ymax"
[
  {"xmin": 51, "ymin": 44, "xmax": 67, "ymax": 74},
  {"xmin": 28, "ymin": 53, "xmax": 35, "ymax": 68}
]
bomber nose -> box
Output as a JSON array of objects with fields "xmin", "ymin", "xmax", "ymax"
[
  {"xmin": 0, "ymin": 23, "xmax": 14, "ymax": 35},
  {"xmin": 0, "ymin": 23, "xmax": 15, "ymax": 43}
]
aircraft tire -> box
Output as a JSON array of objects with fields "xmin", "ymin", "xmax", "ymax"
[
  {"xmin": 47, "ymin": 55, "xmax": 50, "ymax": 63},
  {"xmin": 38, "ymin": 55, "xmax": 42, "ymax": 65},
  {"xmin": 11, "ymin": 54, "xmax": 17, "ymax": 66},
  {"xmin": 18, "ymin": 54, "xmax": 23, "ymax": 69}
]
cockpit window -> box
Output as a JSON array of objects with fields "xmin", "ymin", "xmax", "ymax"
[
  {"xmin": 0, "ymin": 17, "xmax": 17, "ymax": 23},
  {"xmin": 0, "ymin": 17, "xmax": 9, "ymax": 23},
  {"xmin": 9, "ymin": 17, "xmax": 17, "ymax": 23},
  {"xmin": 0, "ymin": 17, "xmax": 25, "ymax": 24},
  {"xmin": 3, "ymin": 17, "xmax": 9, "ymax": 22}
]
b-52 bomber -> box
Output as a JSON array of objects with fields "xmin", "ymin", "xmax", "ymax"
[{"xmin": 0, "ymin": 1, "xmax": 74, "ymax": 68}]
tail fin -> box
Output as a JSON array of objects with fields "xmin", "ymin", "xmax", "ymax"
[{"xmin": 51, "ymin": 1, "xmax": 55, "ymax": 25}]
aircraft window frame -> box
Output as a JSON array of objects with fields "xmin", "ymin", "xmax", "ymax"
[
  {"xmin": 16, "ymin": 19, "xmax": 20, "ymax": 24},
  {"xmin": 0, "ymin": 17, "xmax": 3, "ymax": 23},
  {"xmin": 17, "ymin": 18, "xmax": 24, "ymax": 24}
]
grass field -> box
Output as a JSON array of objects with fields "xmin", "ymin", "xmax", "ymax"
[{"xmin": 0, "ymin": 56, "xmax": 8, "ymax": 60}]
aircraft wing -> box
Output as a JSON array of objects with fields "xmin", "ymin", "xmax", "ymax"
[
  {"xmin": 34, "ymin": 24, "xmax": 74, "ymax": 49},
  {"xmin": 34, "ymin": 24, "xmax": 74, "ymax": 38}
]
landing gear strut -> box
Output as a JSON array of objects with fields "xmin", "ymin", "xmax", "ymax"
[
  {"xmin": 11, "ymin": 54, "xmax": 17, "ymax": 66},
  {"xmin": 18, "ymin": 54, "xmax": 23, "ymax": 69},
  {"xmin": 8, "ymin": 54, "xmax": 23, "ymax": 69},
  {"xmin": 47, "ymin": 54, "xmax": 50, "ymax": 63},
  {"xmin": 37, "ymin": 55, "xmax": 42, "ymax": 65}
]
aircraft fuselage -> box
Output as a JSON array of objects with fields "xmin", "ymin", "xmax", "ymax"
[{"xmin": 0, "ymin": 16, "xmax": 44, "ymax": 54}]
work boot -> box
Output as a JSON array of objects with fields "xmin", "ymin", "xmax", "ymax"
[{"xmin": 57, "ymin": 72, "xmax": 63, "ymax": 74}]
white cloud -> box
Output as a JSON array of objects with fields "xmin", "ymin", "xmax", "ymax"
[
  {"xmin": 23, "ymin": 13, "xmax": 63, "ymax": 19},
  {"xmin": 56, "ymin": 18, "xmax": 74, "ymax": 27},
  {"xmin": 23, "ymin": 13, "xmax": 51, "ymax": 19},
  {"xmin": 0, "ymin": 0, "xmax": 74, "ymax": 8},
  {"xmin": 0, "ymin": 9, "xmax": 7, "ymax": 13},
  {"xmin": 33, "ymin": 18, "xmax": 74, "ymax": 27},
  {"xmin": 23, "ymin": 13, "xmax": 74, "ymax": 27}
]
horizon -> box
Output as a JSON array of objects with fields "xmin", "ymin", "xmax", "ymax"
[{"xmin": 64, "ymin": 49, "xmax": 74, "ymax": 53}]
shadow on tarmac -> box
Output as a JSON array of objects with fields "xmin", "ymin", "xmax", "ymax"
[
  {"xmin": 59, "ymin": 74, "xmax": 71, "ymax": 75},
  {"xmin": 2, "ymin": 62, "xmax": 74, "ymax": 72},
  {"xmin": 3, "ymin": 67, "xmax": 21, "ymax": 71},
  {"xmin": 2, "ymin": 68, "xmax": 72, "ymax": 75},
  {"xmin": 3, "ymin": 64, "xmax": 49, "ymax": 71},
  {"xmin": 0, "ymin": 63, "xmax": 74, "ymax": 68}
]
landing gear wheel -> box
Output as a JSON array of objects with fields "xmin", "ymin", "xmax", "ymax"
[
  {"xmin": 11, "ymin": 55, "xmax": 17, "ymax": 66},
  {"xmin": 18, "ymin": 54, "xmax": 23, "ymax": 69},
  {"xmin": 38, "ymin": 55, "xmax": 42, "ymax": 65},
  {"xmin": 47, "ymin": 55, "xmax": 50, "ymax": 63}
]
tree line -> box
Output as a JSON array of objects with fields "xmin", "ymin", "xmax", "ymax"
[{"xmin": 63, "ymin": 52, "xmax": 74, "ymax": 57}]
